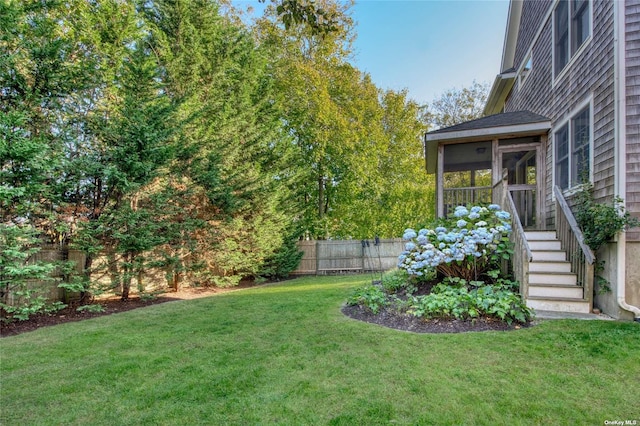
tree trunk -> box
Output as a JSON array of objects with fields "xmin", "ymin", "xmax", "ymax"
[{"xmin": 121, "ymin": 253, "xmax": 132, "ymax": 301}]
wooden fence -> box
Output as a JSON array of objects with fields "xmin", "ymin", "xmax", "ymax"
[
  {"xmin": 3, "ymin": 245, "xmax": 86, "ymax": 305},
  {"xmin": 292, "ymin": 239, "xmax": 405, "ymax": 275}
]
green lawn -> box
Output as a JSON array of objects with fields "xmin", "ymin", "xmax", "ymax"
[{"xmin": 1, "ymin": 275, "xmax": 639, "ymax": 425}]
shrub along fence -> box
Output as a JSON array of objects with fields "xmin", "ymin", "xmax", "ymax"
[
  {"xmin": 2, "ymin": 245, "xmax": 86, "ymax": 306},
  {"xmin": 292, "ymin": 239, "xmax": 404, "ymax": 275},
  {"xmin": 5, "ymin": 239, "xmax": 405, "ymax": 306}
]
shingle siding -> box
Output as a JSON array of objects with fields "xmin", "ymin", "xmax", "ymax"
[
  {"xmin": 626, "ymin": 0, "xmax": 640, "ymax": 241},
  {"xmin": 514, "ymin": 0, "xmax": 552, "ymax": 69},
  {"xmin": 504, "ymin": 0, "xmax": 616, "ymax": 227}
]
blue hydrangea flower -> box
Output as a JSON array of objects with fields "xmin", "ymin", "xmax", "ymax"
[
  {"xmin": 470, "ymin": 206, "xmax": 481, "ymax": 213},
  {"xmin": 488, "ymin": 204, "xmax": 501, "ymax": 211},
  {"xmin": 454, "ymin": 207, "xmax": 469, "ymax": 217},
  {"xmin": 468, "ymin": 212, "xmax": 480, "ymax": 220},
  {"xmin": 403, "ymin": 229, "xmax": 417, "ymax": 240},
  {"xmin": 435, "ymin": 226, "xmax": 447, "ymax": 233},
  {"xmin": 456, "ymin": 219, "xmax": 467, "ymax": 228},
  {"xmin": 495, "ymin": 211, "xmax": 510, "ymax": 220}
]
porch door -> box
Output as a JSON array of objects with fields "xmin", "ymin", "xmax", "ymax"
[{"xmin": 498, "ymin": 145, "xmax": 542, "ymax": 229}]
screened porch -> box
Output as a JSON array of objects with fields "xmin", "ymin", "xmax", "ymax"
[{"xmin": 424, "ymin": 111, "xmax": 552, "ymax": 229}]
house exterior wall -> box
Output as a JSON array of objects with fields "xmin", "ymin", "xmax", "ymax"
[
  {"xmin": 626, "ymin": 1, "xmax": 640, "ymax": 242},
  {"xmin": 594, "ymin": 243, "xmax": 635, "ymax": 320},
  {"xmin": 494, "ymin": 0, "xmax": 640, "ymax": 319},
  {"xmin": 513, "ymin": 0, "xmax": 551, "ymax": 69},
  {"xmin": 504, "ymin": 0, "xmax": 617, "ymax": 230}
]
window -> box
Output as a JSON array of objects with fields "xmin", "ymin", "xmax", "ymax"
[
  {"xmin": 518, "ymin": 54, "xmax": 533, "ymax": 87},
  {"xmin": 554, "ymin": 0, "xmax": 590, "ymax": 76},
  {"xmin": 554, "ymin": 105, "xmax": 591, "ymax": 190}
]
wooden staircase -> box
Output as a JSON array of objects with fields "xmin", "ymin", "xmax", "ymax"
[{"xmin": 524, "ymin": 231, "xmax": 591, "ymax": 313}]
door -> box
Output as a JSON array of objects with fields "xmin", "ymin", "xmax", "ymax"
[{"xmin": 498, "ymin": 145, "xmax": 542, "ymax": 229}]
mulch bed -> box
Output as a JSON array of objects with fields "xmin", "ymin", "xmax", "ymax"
[
  {"xmin": 342, "ymin": 279, "xmax": 532, "ymax": 333},
  {"xmin": 341, "ymin": 304, "xmax": 530, "ymax": 333}
]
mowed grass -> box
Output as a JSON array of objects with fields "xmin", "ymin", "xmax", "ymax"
[{"xmin": 1, "ymin": 275, "xmax": 639, "ymax": 425}]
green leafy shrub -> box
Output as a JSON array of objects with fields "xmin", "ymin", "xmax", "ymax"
[
  {"xmin": 407, "ymin": 283, "xmax": 532, "ymax": 325},
  {"xmin": 381, "ymin": 269, "xmax": 411, "ymax": 293},
  {"xmin": 573, "ymin": 184, "xmax": 639, "ymax": 251},
  {"xmin": 259, "ymin": 230, "xmax": 304, "ymax": 280},
  {"xmin": 399, "ymin": 204, "xmax": 513, "ymax": 282},
  {"xmin": 346, "ymin": 285, "xmax": 388, "ymax": 314},
  {"xmin": 0, "ymin": 223, "xmax": 65, "ymax": 322},
  {"xmin": 76, "ymin": 304, "xmax": 105, "ymax": 313}
]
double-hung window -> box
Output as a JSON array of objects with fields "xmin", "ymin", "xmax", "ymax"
[
  {"xmin": 554, "ymin": 105, "xmax": 591, "ymax": 190},
  {"xmin": 554, "ymin": 0, "xmax": 590, "ymax": 76}
]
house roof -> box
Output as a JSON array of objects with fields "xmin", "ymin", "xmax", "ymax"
[
  {"xmin": 427, "ymin": 111, "xmax": 550, "ymax": 137},
  {"xmin": 484, "ymin": 0, "xmax": 522, "ymax": 115},
  {"xmin": 423, "ymin": 111, "xmax": 551, "ymax": 174}
]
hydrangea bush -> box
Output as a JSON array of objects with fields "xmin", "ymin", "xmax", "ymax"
[{"xmin": 398, "ymin": 204, "xmax": 512, "ymax": 281}]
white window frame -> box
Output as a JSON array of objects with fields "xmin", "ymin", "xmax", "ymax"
[
  {"xmin": 552, "ymin": 0, "xmax": 592, "ymax": 83},
  {"xmin": 552, "ymin": 97, "xmax": 594, "ymax": 193},
  {"xmin": 517, "ymin": 53, "xmax": 533, "ymax": 89}
]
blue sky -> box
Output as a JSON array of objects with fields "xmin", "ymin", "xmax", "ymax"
[{"xmin": 233, "ymin": 0, "xmax": 510, "ymax": 105}]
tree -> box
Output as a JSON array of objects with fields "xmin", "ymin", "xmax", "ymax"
[
  {"xmin": 142, "ymin": 0, "xmax": 300, "ymax": 285},
  {"xmin": 0, "ymin": 0, "xmax": 85, "ymax": 318},
  {"xmin": 426, "ymin": 81, "xmax": 489, "ymax": 130}
]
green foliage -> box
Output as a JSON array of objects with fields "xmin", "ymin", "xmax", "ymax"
[
  {"xmin": 426, "ymin": 81, "xmax": 489, "ymax": 130},
  {"xmin": 346, "ymin": 285, "xmax": 387, "ymax": 314},
  {"xmin": 573, "ymin": 183, "xmax": 639, "ymax": 251},
  {"xmin": 594, "ymin": 260, "xmax": 611, "ymax": 295},
  {"xmin": 0, "ymin": 223, "xmax": 64, "ymax": 321},
  {"xmin": 408, "ymin": 283, "xmax": 533, "ymax": 325},
  {"xmin": 0, "ymin": 0, "xmax": 457, "ymax": 302},
  {"xmin": 259, "ymin": 229, "xmax": 304, "ymax": 279},
  {"xmin": 257, "ymin": 6, "xmax": 433, "ymax": 239},
  {"xmin": 270, "ymin": 0, "xmax": 339, "ymax": 34},
  {"xmin": 76, "ymin": 304, "xmax": 105, "ymax": 313},
  {"xmin": 380, "ymin": 268, "xmax": 412, "ymax": 293}
]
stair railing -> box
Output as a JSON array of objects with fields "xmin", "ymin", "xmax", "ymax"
[
  {"xmin": 553, "ymin": 186, "xmax": 595, "ymax": 308},
  {"xmin": 493, "ymin": 169, "xmax": 532, "ymax": 297}
]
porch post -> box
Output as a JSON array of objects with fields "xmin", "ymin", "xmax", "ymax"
[
  {"xmin": 491, "ymin": 138, "xmax": 500, "ymax": 186},
  {"xmin": 437, "ymin": 143, "xmax": 444, "ymax": 218},
  {"xmin": 538, "ymin": 134, "xmax": 548, "ymax": 229}
]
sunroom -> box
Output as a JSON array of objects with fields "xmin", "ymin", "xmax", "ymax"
[{"xmin": 424, "ymin": 111, "xmax": 551, "ymax": 229}]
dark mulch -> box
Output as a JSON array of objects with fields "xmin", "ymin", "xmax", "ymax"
[
  {"xmin": 341, "ymin": 304, "xmax": 530, "ymax": 333},
  {"xmin": 342, "ymin": 279, "xmax": 531, "ymax": 333},
  {"xmin": 0, "ymin": 281, "xmax": 262, "ymax": 338}
]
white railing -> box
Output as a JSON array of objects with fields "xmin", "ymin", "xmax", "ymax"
[
  {"xmin": 554, "ymin": 186, "xmax": 595, "ymax": 307},
  {"xmin": 493, "ymin": 170, "xmax": 532, "ymax": 298},
  {"xmin": 443, "ymin": 186, "xmax": 492, "ymax": 216}
]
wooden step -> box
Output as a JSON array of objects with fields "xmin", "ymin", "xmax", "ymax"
[
  {"xmin": 524, "ymin": 231, "xmax": 557, "ymax": 240},
  {"xmin": 529, "ymin": 261, "xmax": 572, "ymax": 273},
  {"xmin": 526, "ymin": 297, "xmax": 591, "ymax": 314},
  {"xmin": 529, "ymin": 272, "xmax": 577, "ymax": 285},
  {"xmin": 528, "ymin": 284, "xmax": 583, "ymax": 298},
  {"xmin": 528, "ymin": 240, "xmax": 562, "ymax": 251},
  {"xmin": 531, "ymin": 250, "xmax": 567, "ymax": 261}
]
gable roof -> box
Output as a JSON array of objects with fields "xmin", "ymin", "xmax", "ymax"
[
  {"xmin": 426, "ymin": 111, "xmax": 550, "ymax": 139},
  {"xmin": 423, "ymin": 111, "xmax": 550, "ymax": 174}
]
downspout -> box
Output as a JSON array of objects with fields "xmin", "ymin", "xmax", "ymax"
[{"xmin": 614, "ymin": 0, "xmax": 640, "ymax": 320}]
